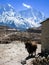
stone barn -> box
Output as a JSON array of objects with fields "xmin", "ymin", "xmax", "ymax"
[{"xmin": 41, "ymin": 18, "xmax": 49, "ymax": 51}]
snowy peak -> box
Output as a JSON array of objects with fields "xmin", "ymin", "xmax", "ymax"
[
  {"xmin": 19, "ymin": 8, "xmax": 45, "ymax": 28},
  {"xmin": 0, "ymin": 4, "xmax": 46, "ymax": 31},
  {"xmin": 0, "ymin": 4, "xmax": 14, "ymax": 11},
  {"xmin": 19, "ymin": 8, "xmax": 33, "ymax": 18},
  {"xmin": 0, "ymin": 4, "xmax": 16, "ymax": 17},
  {"xmin": 19, "ymin": 8, "xmax": 45, "ymax": 23}
]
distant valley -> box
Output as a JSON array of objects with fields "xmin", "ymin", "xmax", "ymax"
[{"xmin": 0, "ymin": 25, "xmax": 41, "ymax": 43}]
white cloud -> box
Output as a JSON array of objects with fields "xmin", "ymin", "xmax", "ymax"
[
  {"xmin": 8, "ymin": 4, "xmax": 12, "ymax": 7},
  {"xmin": 8, "ymin": 4, "xmax": 14, "ymax": 8},
  {"xmin": 22, "ymin": 3, "xmax": 32, "ymax": 8}
]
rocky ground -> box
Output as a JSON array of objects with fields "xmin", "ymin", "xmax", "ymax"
[
  {"xmin": 0, "ymin": 41, "xmax": 41, "ymax": 65},
  {"xmin": 32, "ymin": 56, "xmax": 49, "ymax": 65}
]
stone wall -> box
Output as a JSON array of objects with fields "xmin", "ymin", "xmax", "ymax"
[{"xmin": 41, "ymin": 19, "xmax": 49, "ymax": 51}]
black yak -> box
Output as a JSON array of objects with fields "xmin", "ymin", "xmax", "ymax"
[
  {"xmin": 21, "ymin": 41, "xmax": 37, "ymax": 65},
  {"xmin": 25, "ymin": 41, "xmax": 37, "ymax": 60}
]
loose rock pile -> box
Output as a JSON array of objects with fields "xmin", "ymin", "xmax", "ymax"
[{"xmin": 32, "ymin": 56, "xmax": 49, "ymax": 65}]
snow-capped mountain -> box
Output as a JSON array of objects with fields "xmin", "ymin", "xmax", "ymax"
[
  {"xmin": 0, "ymin": 4, "xmax": 45, "ymax": 31},
  {"xmin": 19, "ymin": 8, "xmax": 45, "ymax": 27}
]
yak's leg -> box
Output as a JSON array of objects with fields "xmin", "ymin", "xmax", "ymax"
[
  {"xmin": 25, "ymin": 53, "xmax": 35, "ymax": 60},
  {"xmin": 32, "ymin": 51, "xmax": 36, "ymax": 57},
  {"xmin": 34, "ymin": 52, "xmax": 36, "ymax": 56},
  {"xmin": 21, "ymin": 54, "xmax": 30, "ymax": 64},
  {"xmin": 25, "ymin": 54, "xmax": 31, "ymax": 60}
]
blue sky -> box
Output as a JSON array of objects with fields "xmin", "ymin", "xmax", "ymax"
[{"xmin": 0, "ymin": 0, "xmax": 49, "ymax": 18}]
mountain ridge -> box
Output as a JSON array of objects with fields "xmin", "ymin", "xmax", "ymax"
[{"xmin": 0, "ymin": 4, "xmax": 46, "ymax": 31}]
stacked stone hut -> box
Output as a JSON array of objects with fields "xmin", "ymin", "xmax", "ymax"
[{"xmin": 41, "ymin": 18, "xmax": 49, "ymax": 51}]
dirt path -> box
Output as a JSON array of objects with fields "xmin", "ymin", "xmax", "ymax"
[{"xmin": 0, "ymin": 41, "xmax": 41, "ymax": 65}]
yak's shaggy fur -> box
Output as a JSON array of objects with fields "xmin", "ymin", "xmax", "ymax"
[{"xmin": 25, "ymin": 41, "xmax": 37, "ymax": 57}]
